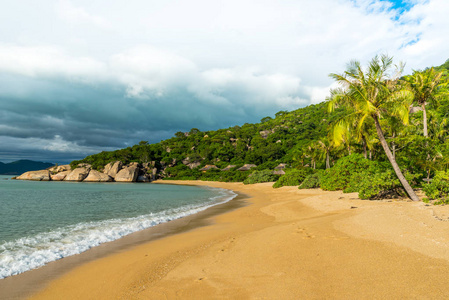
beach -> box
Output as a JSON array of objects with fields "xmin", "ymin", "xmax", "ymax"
[{"xmin": 3, "ymin": 180, "xmax": 449, "ymax": 299}]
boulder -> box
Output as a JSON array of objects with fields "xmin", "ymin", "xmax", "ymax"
[
  {"xmin": 64, "ymin": 168, "xmax": 90, "ymax": 182},
  {"xmin": 16, "ymin": 170, "xmax": 51, "ymax": 181},
  {"xmin": 51, "ymin": 170, "xmax": 70, "ymax": 181},
  {"xmin": 105, "ymin": 161, "xmax": 123, "ymax": 178},
  {"xmin": 115, "ymin": 166, "xmax": 139, "ymax": 182},
  {"xmin": 84, "ymin": 170, "xmax": 113, "ymax": 182},
  {"xmin": 49, "ymin": 164, "xmax": 71, "ymax": 173}
]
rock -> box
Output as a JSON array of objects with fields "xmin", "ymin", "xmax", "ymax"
[
  {"xmin": 49, "ymin": 164, "xmax": 71, "ymax": 173},
  {"xmin": 103, "ymin": 162, "xmax": 114, "ymax": 174},
  {"xmin": 273, "ymin": 170, "xmax": 286, "ymax": 175},
  {"xmin": 51, "ymin": 170, "xmax": 70, "ymax": 181},
  {"xmin": 64, "ymin": 168, "xmax": 90, "ymax": 181},
  {"xmin": 105, "ymin": 161, "xmax": 123, "ymax": 178},
  {"xmin": 137, "ymin": 175, "xmax": 150, "ymax": 182},
  {"xmin": 188, "ymin": 162, "xmax": 201, "ymax": 169},
  {"xmin": 84, "ymin": 170, "xmax": 113, "ymax": 182},
  {"xmin": 115, "ymin": 166, "xmax": 139, "ymax": 182},
  {"xmin": 259, "ymin": 130, "xmax": 271, "ymax": 139},
  {"xmin": 16, "ymin": 170, "xmax": 51, "ymax": 181}
]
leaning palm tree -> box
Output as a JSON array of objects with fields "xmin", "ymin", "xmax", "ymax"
[
  {"xmin": 328, "ymin": 54, "xmax": 420, "ymax": 201},
  {"xmin": 405, "ymin": 68, "xmax": 447, "ymax": 137}
]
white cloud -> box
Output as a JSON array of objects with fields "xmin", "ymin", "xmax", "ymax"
[
  {"xmin": 56, "ymin": 0, "xmax": 112, "ymax": 29},
  {"xmin": 0, "ymin": 44, "xmax": 107, "ymax": 82}
]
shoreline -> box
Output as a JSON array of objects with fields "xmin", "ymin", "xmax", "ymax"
[
  {"xmin": 0, "ymin": 182, "xmax": 247, "ymax": 300},
  {"xmin": 4, "ymin": 180, "xmax": 449, "ymax": 299}
]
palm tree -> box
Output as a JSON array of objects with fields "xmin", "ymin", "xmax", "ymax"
[
  {"xmin": 328, "ymin": 54, "xmax": 420, "ymax": 201},
  {"xmin": 317, "ymin": 138, "xmax": 333, "ymax": 169},
  {"xmin": 406, "ymin": 68, "xmax": 447, "ymax": 137}
]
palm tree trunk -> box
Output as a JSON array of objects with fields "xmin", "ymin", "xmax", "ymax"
[
  {"xmin": 392, "ymin": 132, "xmax": 396, "ymax": 160},
  {"xmin": 373, "ymin": 115, "xmax": 420, "ymax": 201},
  {"xmin": 422, "ymin": 103, "xmax": 428, "ymax": 137},
  {"xmin": 362, "ymin": 136, "xmax": 367, "ymax": 159},
  {"xmin": 369, "ymin": 149, "xmax": 372, "ymax": 160},
  {"xmin": 326, "ymin": 151, "xmax": 330, "ymax": 169}
]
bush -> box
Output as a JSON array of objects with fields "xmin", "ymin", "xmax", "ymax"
[
  {"xmin": 320, "ymin": 154, "xmax": 379, "ymax": 191},
  {"xmin": 243, "ymin": 170, "xmax": 279, "ymax": 184},
  {"xmin": 356, "ymin": 171, "xmax": 404, "ymax": 199},
  {"xmin": 299, "ymin": 170, "xmax": 324, "ymax": 189},
  {"xmin": 273, "ymin": 168, "xmax": 313, "ymax": 188},
  {"xmin": 423, "ymin": 171, "xmax": 449, "ymax": 203}
]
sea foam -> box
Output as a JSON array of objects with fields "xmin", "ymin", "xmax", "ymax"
[{"xmin": 0, "ymin": 187, "xmax": 236, "ymax": 279}]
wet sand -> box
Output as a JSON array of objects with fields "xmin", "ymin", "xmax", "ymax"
[{"xmin": 3, "ymin": 181, "xmax": 449, "ymax": 299}]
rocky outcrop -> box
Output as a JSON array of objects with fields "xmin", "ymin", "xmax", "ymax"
[
  {"xmin": 51, "ymin": 170, "xmax": 70, "ymax": 181},
  {"xmin": 16, "ymin": 170, "xmax": 51, "ymax": 181},
  {"xmin": 115, "ymin": 166, "xmax": 139, "ymax": 182},
  {"xmin": 84, "ymin": 170, "xmax": 113, "ymax": 182},
  {"xmin": 104, "ymin": 161, "xmax": 123, "ymax": 178},
  {"xmin": 64, "ymin": 168, "xmax": 90, "ymax": 181},
  {"xmin": 15, "ymin": 160, "xmax": 155, "ymax": 183}
]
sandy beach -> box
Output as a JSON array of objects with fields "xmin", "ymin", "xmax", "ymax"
[{"xmin": 3, "ymin": 180, "xmax": 449, "ymax": 299}]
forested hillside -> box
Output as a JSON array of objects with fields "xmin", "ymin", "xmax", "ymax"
[
  {"xmin": 0, "ymin": 160, "xmax": 53, "ymax": 175},
  {"xmin": 71, "ymin": 57, "xmax": 449, "ymax": 202}
]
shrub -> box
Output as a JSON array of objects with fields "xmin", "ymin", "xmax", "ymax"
[
  {"xmin": 243, "ymin": 170, "xmax": 279, "ymax": 184},
  {"xmin": 423, "ymin": 171, "xmax": 449, "ymax": 203},
  {"xmin": 320, "ymin": 154, "xmax": 379, "ymax": 191},
  {"xmin": 273, "ymin": 168, "xmax": 313, "ymax": 188},
  {"xmin": 356, "ymin": 171, "xmax": 405, "ymax": 199},
  {"xmin": 299, "ymin": 170, "xmax": 324, "ymax": 189}
]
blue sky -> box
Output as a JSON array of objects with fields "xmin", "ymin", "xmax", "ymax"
[{"xmin": 0, "ymin": 0, "xmax": 448, "ymax": 164}]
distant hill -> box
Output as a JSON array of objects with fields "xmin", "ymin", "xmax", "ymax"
[{"xmin": 0, "ymin": 160, "xmax": 54, "ymax": 175}]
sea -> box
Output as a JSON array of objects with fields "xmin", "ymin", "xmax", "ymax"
[{"xmin": 0, "ymin": 175, "xmax": 236, "ymax": 279}]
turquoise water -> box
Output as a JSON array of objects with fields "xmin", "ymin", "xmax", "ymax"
[{"xmin": 0, "ymin": 175, "xmax": 235, "ymax": 278}]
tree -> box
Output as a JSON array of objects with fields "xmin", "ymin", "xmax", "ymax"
[
  {"xmin": 405, "ymin": 68, "xmax": 447, "ymax": 137},
  {"xmin": 328, "ymin": 54, "xmax": 420, "ymax": 201}
]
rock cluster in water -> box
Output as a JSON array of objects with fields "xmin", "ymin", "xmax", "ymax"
[{"xmin": 15, "ymin": 161, "xmax": 157, "ymax": 183}]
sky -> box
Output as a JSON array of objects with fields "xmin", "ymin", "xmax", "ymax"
[{"xmin": 1, "ymin": 0, "xmax": 449, "ymax": 164}]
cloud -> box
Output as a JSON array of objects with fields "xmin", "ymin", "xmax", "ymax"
[
  {"xmin": 56, "ymin": 0, "xmax": 112, "ymax": 29},
  {"xmin": 0, "ymin": 0, "xmax": 449, "ymax": 163},
  {"xmin": 0, "ymin": 44, "xmax": 107, "ymax": 82}
]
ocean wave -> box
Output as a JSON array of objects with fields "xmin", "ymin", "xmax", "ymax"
[{"xmin": 0, "ymin": 187, "xmax": 236, "ymax": 279}]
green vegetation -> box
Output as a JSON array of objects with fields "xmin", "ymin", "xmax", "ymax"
[
  {"xmin": 273, "ymin": 168, "xmax": 313, "ymax": 188},
  {"xmin": 70, "ymin": 56, "xmax": 449, "ymax": 203},
  {"xmin": 299, "ymin": 171, "xmax": 324, "ymax": 189},
  {"xmin": 243, "ymin": 170, "xmax": 279, "ymax": 185}
]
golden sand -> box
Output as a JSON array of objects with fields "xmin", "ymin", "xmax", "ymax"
[{"xmin": 18, "ymin": 181, "xmax": 449, "ymax": 299}]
